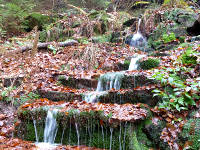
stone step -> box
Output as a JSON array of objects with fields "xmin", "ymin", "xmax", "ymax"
[
  {"xmin": 37, "ymin": 84, "xmax": 159, "ymax": 106},
  {"xmin": 97, "ymin": 85, "xmax": 159, "ymax": 106},
  {"xmin": 16, "ymin": 99, "xmax": 149, "ymax": 149},
  {"xmin": 56, "ymin": 70, "xmax": 155, "ymax": 90},
  {"xmin": 17, "ymin": 99, "xmax": 148, "ymax": 125}
]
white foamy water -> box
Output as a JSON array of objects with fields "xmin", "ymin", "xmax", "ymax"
[
  {"xmin": 128, "ymin": 54, "xmax": 146, "ymax": 71},
  {"xmin": 84, "ymin": 91, "xmax": 107, "ymax": 103},
  {"xmin": 128, "ymin": 19, "xmax": 147, "ymax": 48},
  {"xmin": 35, "ymin": 109, "xmax": 59, "ymax": 149},
  {"xmin": 36, "ymin": 142, "xmax": 58, "ymax": 150},
  {"xmin": 96, "ymin": 72, "xmax": 124, "ymax": 92},
  {"xmin": 84, "ymin": 72, "xmax": 124, "ymax": 103},
  {"xmin": 44, "ymin": 109, "xmax": 58, "ymax": 144}
]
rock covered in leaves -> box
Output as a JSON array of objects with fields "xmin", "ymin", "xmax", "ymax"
[{"xmin": 18, "ymin": 98, "xmax": 148, "ymax": 124}]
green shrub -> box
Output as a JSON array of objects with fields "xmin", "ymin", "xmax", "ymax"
[
  {"xmin": 139, "ymin": 58, "xmax": 160, "ymax": 70},
  {"xmin": 23, "ymin": 12, "xmax": 52, "ymax": 32},
  {"xmin": 178, "ymin": 36, "xmax": 185, "ymax": 43},
  {"xmin": 180, "ymin": 47, "xmax": 197, "ymax": 65},
  {"xmin": 152, "ymin": 67, "xmax": 199, "ymax": 111},
  {"xmin": 0, "ymin": 0, "xmax": 36, "ymax": 36},
  {"xmin": 162, "ymin": 32, "xmax": 176, "ymax": 43}
]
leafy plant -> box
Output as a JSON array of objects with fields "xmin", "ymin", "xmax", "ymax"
[
  {"xmin": 1, "ymin": 86, "xmax": 16, "ymax": 104},
  {"xmin": 152, "ymin": 67, "xmax": 199, "ymax": 111},
  {"xmin": 180, "ymin": 46, "xmax": 197, "ymax": 65},
  {"xmin": 162, "ymin": 32, "xmax": 176, "ymax": 43},
  {"xmin": 0, "ymin": 0, "xmax": 36, "ymax": 36},
  {"xmin": 1, "ymin": 86, "xmax": 40, "ymax": 106},
  {"xmin": 19, "ymin": 92, "xmax": 40, "ymax": 105},
  {"xmin": 139, "ymin": 58, "xmax": 160, "ymax": 70}
]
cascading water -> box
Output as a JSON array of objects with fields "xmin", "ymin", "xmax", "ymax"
[
  {"xmin": 84, "ymin": 72, "xmax": 124, "ymax": 103},
  {"xmin": 35, "ymin": 109, "xmax": 58, "ymax": 150},
  {"xmin": 44, "ymin": 110, "xmax": 58, "ymax": 144},
  {"xmin": 96, "ymin": 72, "xmax": 124, "ymax": 91},
  {"xmin": 128, "ymin": 54, "xmax": 146, "ymax": 71},
  {"xmin": 125, "ymin": 18, "xmax": 147, "ymax": 49}
]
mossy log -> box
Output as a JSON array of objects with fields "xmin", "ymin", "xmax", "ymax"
[{"xmin": 21, "ymin": 40, "xmax": 78, "ymax": 52}]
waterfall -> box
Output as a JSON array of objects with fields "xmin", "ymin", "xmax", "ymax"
[
  {"xmin": 128, "ymin": 54, "xmax": 146, "ymax": 71},
  {"xmin": 96, "ymin": 72, "xmax": 124, "ymax": 91},
  {"xmin": 44, "ymin": 110, "xmax": 58, "ymax": 144},
  {"xmin": 126, "ymin": 18, "xmax": 147, "ymax": 48},
  {"xmin": 84, "ymin": 72, "xmax": 124, "ymax": 103},
  {"xmin": 36, "ymin": 109, "xmax": 58, "ymax": 149}
]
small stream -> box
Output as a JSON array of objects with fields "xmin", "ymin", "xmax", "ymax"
[{"xmin": 33, "ymin": 18, "xmax": 148, "ymax": 150}]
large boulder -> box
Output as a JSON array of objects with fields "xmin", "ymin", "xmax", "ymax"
[
  {"xmin": 147, "ymin": 8, "xmax": 198, "ymax": 51},
  {"xmin": 187, "ymin": 15, "xmax": 200, "ymax": 36}
]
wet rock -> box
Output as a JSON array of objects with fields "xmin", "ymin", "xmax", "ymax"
[
  {"xmin": 123, "ymin": 18, "xmax": 138, "ymax": 28},
  {"xmin": 57, "ymin": 75, "xmax": 98, "ymax": 90},
  {"xmin": 57, "ymin": 73, "xmax": 155, "ymax": 90},
  {"xmin": 178, "ymin": 109, "xmax": 200, "ymax": 149},
  {"xmin": 187, "ymin": 15, "xmax": 200, "ymax": 36},
  {"xmin": 187, "ymin": 35, "xmax": 200, "ymax": 42},
  {"xmin": 16, "ymin": 99, "xmax": 149, "ymax": 149},
  {"xmin": 37, "ymin": 89, "xmax": 82, "ymax": 102},
  {"xmin": 98, "ymin": 88, "xmax": 159, "ymax": 106},
  {"xmin": 144, "ymin": 120, "xmax": 169, "ymax": 150},
  {"xmin": 164, "ymin": 8, "xmax": 198, "ymax": 28}
]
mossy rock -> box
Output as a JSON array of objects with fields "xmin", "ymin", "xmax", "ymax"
[
  {"xmin": 144, "ymin": 119, "xmax": 169, "ymax": 150},
  {"xmin": 92, "ymin": 34, "xmax": 111, "ymax": 43},
  {"xmin": 116, "ymin": 59, "xmax": 131, "ymax": 70},
  {"xmin": 23, "ymin": 13, "xmax": 53, "ymax": 32},
  {"xmin": 180, "ymin": 47, "xmax": 197, "ymax": 65},
  {"xmin": 179, "ymin": 118, "xmax": 200, "ymax": 149},
  {"xmin": 138, "ymin": 58, "xmax": 160, "ymax": 70},
  {"xmin": 181, "ymin": 55, "xmax": 197, "ymax": 65},
  {"xmin": 15, "ymin": 106, "xmax": 149, "ymax": 149},
  {"xmin": 164, "ymin": 8, "xmax": 198, "ymax": 28},
  {"xmin": 110, "ymin": 31, "xmax": 123, "ymax": 43},
  {"xmin": 98, "ymin": 89, "xmax": 158, "ymax": 106}
]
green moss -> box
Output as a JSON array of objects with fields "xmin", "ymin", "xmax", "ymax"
[
  {"xmin": 58, "ymin": 76, "xmax": 76, "ymax": 88},
  {"xmin": 138, "ymin": 58, "xmax": 160, "ymax": 70},
  {"xmin": 136, "ymin": 121, "xmax": 153, "ymax": 148},
  {"xmin": 16, "ymin": 115, "xmax": 131, "ymax": 149},
  {"xmin": 180, "ymin": 118, "xmax": 200, "ymax": 149},
  {"xmin": 25, "ymin": 122, "xmax": 38, "ymax": 141},
  {"xmin": 178, "ymin": 36, "xmax": 185, "ymax": 43},
  {"xmin": 162, "ymin": 32, "xmax": 176, "ymax": 44},
  {"xmin": 152, "ymin": 40, "xmax": 162, "ymax": 50},
  {"xmin": 128, "ymin": 124, "xmax": 150, "ymax": 150},
  {"xmin": 92, "ymin": 34, "xmax": 111, "ymax": 43},
  {"xmin": 181, "ymin": 55, "xmax": 197, "ymax": 65}
]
